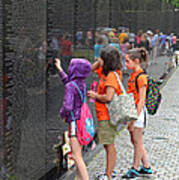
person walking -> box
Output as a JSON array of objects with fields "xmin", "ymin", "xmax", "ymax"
[
  {"xmin": 60, "ymin": 34, "xmax": 73, "ymax": 73},
  {"xmin": 94, "ymin": 36, "xmax": 104, "ymax": 60},
  {"xmin": 109, "ymin": 37, "xmax": 121, "ymax": 54},
  {"xmin": 120, "ymin": 37, "xmax": 130, "ymax": 74}
]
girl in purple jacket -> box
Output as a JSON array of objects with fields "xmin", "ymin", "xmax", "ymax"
[{"xmin": 55, "ymin": 58, "xmax": 91, "ymax": 180}]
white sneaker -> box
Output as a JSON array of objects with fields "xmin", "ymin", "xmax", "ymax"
[
  {"xmin": 95, "ymin": 171, "xmax": 117, "ymax": 180},
  {"xmin": 95, "ymin": 174, "xmax": 109, "ymax": 180}
]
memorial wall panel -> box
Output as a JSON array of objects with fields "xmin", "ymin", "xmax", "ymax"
[{"xmin": 2, "ymin": 0, "xmax": 47, "ymax": 179}]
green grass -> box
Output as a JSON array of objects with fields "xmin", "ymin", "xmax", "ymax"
[
  {"xmin": 73, "ymin": 49, "xmax": 94, "ymax": 63},
  {"xmin": 5, "ymin": 175, "xmax": 19, "ymax": 180}
]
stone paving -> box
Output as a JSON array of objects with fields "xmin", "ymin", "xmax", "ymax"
[{"xmin": 86, "ymin": 67, "xmax": 179, "ymax": 180}]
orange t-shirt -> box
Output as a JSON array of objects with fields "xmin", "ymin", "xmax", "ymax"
[
  {"xmin": 95, "ymin": 67, "xmax": 122, "ymax": 121},
  {"xmin": 127, "ymin": 69, "xmax": 148, "ymax": 105}
]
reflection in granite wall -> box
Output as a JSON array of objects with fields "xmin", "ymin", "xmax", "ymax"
[
  {"xmin": 0, "ymin": 0, "xmax": 4, "ymax": 177},
  {"xmin": 46, "ymin": 0, "xmax": 74, "ymax": 176},
  {"xmin": 2, "ymin": 0, "xmax": 47, "ymax": 179},
  {"xmin": 46, "ymin": 1, "xmax": 96, "ymax": 178},
  {"xmin": 115, "ymin": 0, "xmax": 179, "ymax": 34}
]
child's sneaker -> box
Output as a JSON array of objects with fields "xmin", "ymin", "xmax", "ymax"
[
  {"xmin": 122, "ymin": 167, "xmax": 139, "ymax": 179},
  {"xmin": 95, "ymin": 174, "xmax": 109, "ymax": 180},
  {"xmin": 95, "ymin": 173, "xmax": 116, "ymax": 180},
  {"xmin": 112, "ymin": 170, "xmax": 117, "ymax": 178},
  {"xmin": 138, "ymin": 166, "xmax": 152, "ymax": 174}
]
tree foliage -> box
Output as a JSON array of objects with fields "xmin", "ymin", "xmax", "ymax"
[{"xmin": 162, "ymin": 0, "xmax": 179, "ymax": 7}]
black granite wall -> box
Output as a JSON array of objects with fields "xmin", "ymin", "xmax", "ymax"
[
  {"xmin": 0, "ymin": 1, "xmax": 178, "ymax": 180},
  {"xmin": 1, "ymin": 0, "xmax": 47, "ymax": 179},
  {"xmin": 0, "ymin": 0, "xmax": 4, "ymax": 177}
]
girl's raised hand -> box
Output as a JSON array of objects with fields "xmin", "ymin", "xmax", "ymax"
[
  {"xmin": 98, "ymin": 57, "xmax": 104, "ymax": 66},
  {"xmin": 55, "ymin": 58, "xmax": 63, "ymax": 72}
]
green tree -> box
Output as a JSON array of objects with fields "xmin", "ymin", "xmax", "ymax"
[{"xmin": 162, "ymin": 0, "xmax": 179, "ymax": 8}]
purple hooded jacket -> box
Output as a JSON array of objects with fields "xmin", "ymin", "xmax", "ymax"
[{"xmin": 59, "ymin": 58, "xmax": 91, "ymax": 123}]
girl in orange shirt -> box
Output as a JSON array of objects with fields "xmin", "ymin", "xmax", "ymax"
[
  {"xmin": 122, "ymin": 48, "xmax": 152, "ymax": 179},
  {"xmin": 88, "ymin": 46, "xmax": 122, "ymax": 180}
]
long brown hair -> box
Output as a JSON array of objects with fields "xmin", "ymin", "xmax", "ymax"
[{"xmin": 100, "ymin": 46, "xmax": 122, "ymax": 76}]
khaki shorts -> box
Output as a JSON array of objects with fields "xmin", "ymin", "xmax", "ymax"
[{"xmin": 97, "ymin": 120, "xmax": 116, "ymax": 145}]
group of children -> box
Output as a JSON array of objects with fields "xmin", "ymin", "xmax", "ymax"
[{"xmin": 55, "ymin": 45, "xmax": 152, "ymax": 180}]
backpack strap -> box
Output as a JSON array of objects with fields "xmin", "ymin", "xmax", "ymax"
[
  {"xmin": 70, "ymin": 111, "xmax": 76, "ymax": 121},
  {"xmin": 70, "ymin": 81, "xmax": 86, "ymax": 121},
  {"xmin": 71, "ymin": 81, "xmax": 86, "ymax": 102},
  {"xmin": 135, "ymin": 71, "xmax": 147, "ymax": 92}
]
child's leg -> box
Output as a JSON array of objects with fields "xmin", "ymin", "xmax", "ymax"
[
  {"xmin": 104, "ymin": 144, "xmax": 116, "ymax": 179},
  {"xmin": 141, "ymin": 145, "xmax": 150, "ymax": 168},
  {"xmin": 97, "ymin": 120, "xmax": 117, "ymax": 179},
  {"xmin": 130, "ymin": 128, "xmax": 149, "ymax": 170},
  {"xmin": 70, "ymin": 137, "xmax": 89, "ymax": 180}
]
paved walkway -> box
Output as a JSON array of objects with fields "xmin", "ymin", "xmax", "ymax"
[{"xmin": 87, "ymin": 67, "xmax": 179, "ymax": 180}]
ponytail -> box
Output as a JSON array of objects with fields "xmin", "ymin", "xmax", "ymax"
[
  {"xmin": 139, "ymin": 48, "xmax": 148, "ymax": 62},
  {"xmin": 126, "ymin": 48, "xmax": 148, "ymax": 63}
]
